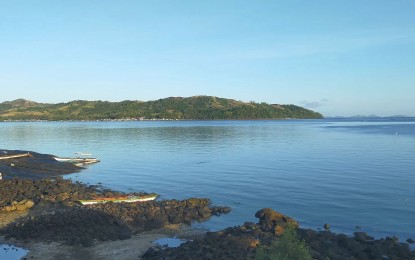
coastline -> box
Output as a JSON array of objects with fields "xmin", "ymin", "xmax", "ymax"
[
  {"xmin": 0, "ymin": 150, "xmax": 232, "ymax": 258},
  {"xmin": 0, "ymin": 225, "xmax": 204, "ymax": 260},
  {"xmin": 0, "ymin": 150, "xmax": 414, "ymax": 259}
]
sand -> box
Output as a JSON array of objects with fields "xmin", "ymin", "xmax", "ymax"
[
  {"xmin": 0, "ymin": 224, "xmax": 205, "ymax": 260},
  {"xmin": 0, "ymin": 211, "xmax": 29, "ymax": 229}
]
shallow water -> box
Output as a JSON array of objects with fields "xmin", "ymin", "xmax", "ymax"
[
  {"xmin": 1, "ymin": 118, "xmax": 414, "ymax": 241},
  {"xmin": 0, "ymin": 244, "xmax": 28, "ymax": 259},
  {"xmin": 154, "ymin": 237, "xmax": 187, "ymax": 248}
]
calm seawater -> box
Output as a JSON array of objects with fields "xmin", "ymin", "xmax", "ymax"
[{"xmin": 1, "ymin": 119, "xmax": 414, "ymax": 241}]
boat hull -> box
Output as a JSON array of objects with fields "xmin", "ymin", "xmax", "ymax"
[
  {"xmin": 79, "ymin": 194, "xmax": 158, "ymax": 205},
  {"xmin": 53, "ymin": 157, "xmax": 100, "ymax": 164}
]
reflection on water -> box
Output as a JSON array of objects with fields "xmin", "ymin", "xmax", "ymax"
[{"xmin": 1, "ymin": 119, "xmax": 414, "ymax": 241}]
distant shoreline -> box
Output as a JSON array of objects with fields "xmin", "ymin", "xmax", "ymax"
[
  {"xmin": 1, "ymin": 118, "xmax": 324, "ymax": 123},
  {"xmin": 3, "ymin": 117, "xmax": 415, "ymax": 123}
]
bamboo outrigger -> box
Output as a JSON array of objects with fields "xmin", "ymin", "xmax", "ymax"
[{"xmin": 0, "ymin": 153, "xmax": 32, "ymax": 160}]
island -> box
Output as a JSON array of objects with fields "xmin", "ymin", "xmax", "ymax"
[{"xmin": 0, "ymin": 96, "xmax": 323, "ymax": 121}]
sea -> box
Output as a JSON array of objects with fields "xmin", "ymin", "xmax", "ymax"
[{"xmin": 1, "ymin": 118, "xmax": 414, "ymax": 245}]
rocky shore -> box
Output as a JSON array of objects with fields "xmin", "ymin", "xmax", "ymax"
[
  {"xmin": 0, "ymin": 149, "xmax": 233, "ymax": 258},
  {"xmin": 0, "ymin": 149, "xmax": 414, "ymax": 259},
  {"xmin": 1, "ymin": 178, "xmax": 413, "ymax": 260},
  {"xmin": 143, "ymin": 208, "xmax": 415, "ymax": 259},
  {"xmin": 0, "ymin": 150, "xmax": 82, "ymax": 179},
  {"xmin": 0, "ymin": 178, "xmax": 231, "ymax": 248}
]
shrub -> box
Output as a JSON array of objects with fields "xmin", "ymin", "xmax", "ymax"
[{"xmin": 256, "ymin": 226, "xmax": 312, "ymax": 260}]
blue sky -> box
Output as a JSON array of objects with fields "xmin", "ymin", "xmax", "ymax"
[{"xmin": 1, "ymin": 1, "xmax": 414, "ymax": 116}]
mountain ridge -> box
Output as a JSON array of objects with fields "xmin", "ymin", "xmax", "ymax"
[
  {"xmin": 0, "ymin": 98, "xmax": 49, "ymax": 108},
  {"xmin": 0, "ymin": 96, "xmax": 323, "ymax": 121}
]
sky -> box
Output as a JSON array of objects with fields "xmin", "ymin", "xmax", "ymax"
[{"xmin": 1, "ymin": 1, "xmax": 414, "ymax": 117}]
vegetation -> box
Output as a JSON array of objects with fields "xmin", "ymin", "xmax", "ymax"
[
  {"xmin": 0, "ymin": 96, "xmax": 323, "ymax": 121},
  {"xmin": 256, "ymin": 225, "xmax": 312, "ymax": 260}
]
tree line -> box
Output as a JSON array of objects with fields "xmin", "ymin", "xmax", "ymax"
[{"xmin": 0, "ymin": 96, "xmax": 323, "ymax": 121}]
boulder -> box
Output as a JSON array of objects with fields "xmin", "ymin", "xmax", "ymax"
[
  {"xmin": 24, "ymin": 200, "xmax": 35, "ymax": 209},
  {"xmin": 15, "ymin": 204, "xmax": 27, "ymax": 211},
  {"xmin": 198, "ymin": 206, "xmax": 212, "ymax": 219},
  {"xmin": 5, "ymin": 205, "xmax": 16, "ymax": 212},
  {"xmin": 228, "ymin": 235, "xmax": 260, "ymax": 249},
  {"xmin": 273, "ymin": 225, "xmax": 285, "ymax": 236}
]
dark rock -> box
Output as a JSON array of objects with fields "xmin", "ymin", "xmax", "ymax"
[
  {"xmin": 356, "ymin": 251, "xmax": 370, "ymax": 260},
  {"xmin": 255, "ymin": 208, "xmax": 298, "ymax": 229},
  {"xmin": 0, "ymin": 150, "xmax": 84, "ymax": 180},
  {"xmin": 142, "ymin": 247, "xmax": 160, "ymax": 258},
  {"xmin": 146, "ymin": 215, "xmax": 169, "ymax": 230},
  {"xmin": 310, "ymin": 239, "xmax": 322, "ymax": 251},
  {"xmin": 227, "ymin": 235, "xmax": 259, "ymax": 249},
  {"xmin": 243, "ymin": 222, "xmax": 256, "ymax": 230},
  {"xmin": 80, "ymin": 236, "xmax": 94, "ymax": 247},
  {"xmin": 168, "ymin": 214, "xmax": 182, "ymax": 224},
  {"xmin": 142, "ymin": 207, "xmax": 415, "ymax": 260},
  {"xmin": 384, "ymin": 236, "xmax": 398, "ymax": 249},
  {"xmin": 222, "ymin": 206, "xmax": 231, "ymax": 214},
  {"xmin": 198, "ymin": 206, "xmax": 212, "ymax": 219},
  {"xmin": 354, "ymin": 231, "xmax": 373, "ymax": 242},
  {"xmin": 0, "ymin": 176, "xmax": 231, "ymax": 247},
  {"xmin": 0, "ymin": 207, "xmax": 133, "ymax": 246}
]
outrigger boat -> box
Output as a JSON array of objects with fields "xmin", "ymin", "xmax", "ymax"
[
  {"xmin": 53, "ymin": 152, "xmax": 100, "ymax": 165},
  {"xmin": 0, "ymin": 152, "xmax": 32, "ymax": 160},
  {"xmin": 79, "ymin": 193, "xmax": 158, "ymax": 205}
]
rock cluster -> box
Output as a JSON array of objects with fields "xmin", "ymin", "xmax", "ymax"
[
  {"xmin": 0, "ymin": 150, "xmax": 82, "ymax": 179},
  {"xmin": 143, "ymin": 208, "xmax": 415, "ymax": 260},
  {"xmin": 0, "ymin": 177, "xmax": 231, "ymax": 247},
  {"xmin": 254, "ymin": 207, "xmax": 298, "ymax": 238},
  {"xmin": 0, "ymin": 178, "xmax": 127, "ymax": 207},
  {"xmin": 89, "ymin": 198, "xmax": 231, "ymax": 230},
  {"xmin": 0, "ymin": 200, "xmax": 35, "ymax": 212},
  {"xmin": 2, "ymin": 207, "xmax": 132, "ymax": 247},
  {"xmin": 143, "ymin": 208, "xmax": 293, "ymax": 259},
  {"xmin": 299, "ymin": 229, "xmax": 415, "ymax": 260}
]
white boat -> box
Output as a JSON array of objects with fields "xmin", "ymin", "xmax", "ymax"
[
  {"xmin": 53, "ymin": 152, "xmax": 100, "ymax": 164},
  {"xmin": 79, "ymin": 193, "xmax": 158, "ymax": 205},
  {"xmin": 54, "ymin": 157, "xmax": 100, "ymax": 163}
]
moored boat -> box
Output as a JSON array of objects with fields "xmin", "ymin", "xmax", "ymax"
[
  {"xmin": 53, "ymin": 152, "xmax": 100, "ymax": 165},
  {"xmin": 53, "ymin": 157, "xmax": 100, "ymax": 163},
  {"xmin": 79, "ymin": 193, "xmax": 158, "ymax": 205}
]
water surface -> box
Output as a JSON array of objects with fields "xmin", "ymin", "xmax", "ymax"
[{"xmin": 1, "ymin": 118, "xmax": 414, "ymax": 241}]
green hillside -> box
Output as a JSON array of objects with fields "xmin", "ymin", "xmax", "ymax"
[{"xmin": 0, "ymin": 96, "xmax": 323, "ymax": 121}]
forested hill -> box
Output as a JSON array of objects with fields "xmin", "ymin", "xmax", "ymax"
[{"xmin": 0, "ymin": 96, "xmax": 323, "ymax": 121}]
